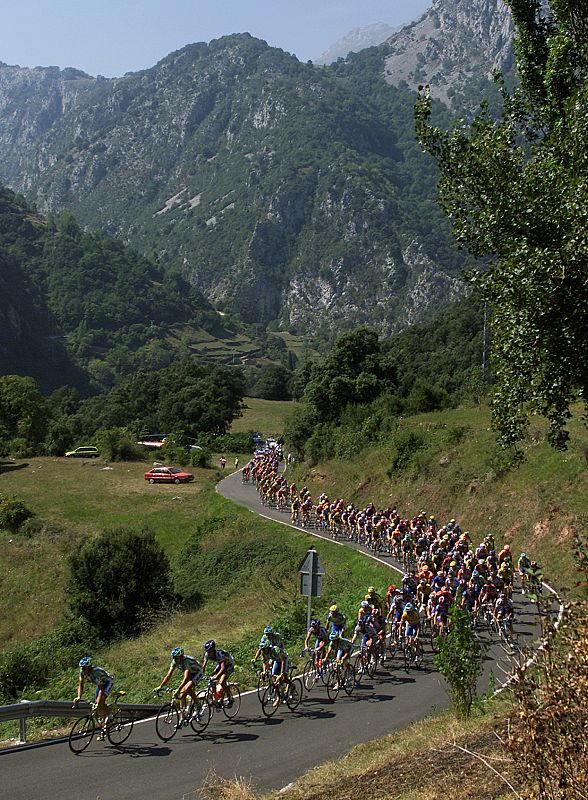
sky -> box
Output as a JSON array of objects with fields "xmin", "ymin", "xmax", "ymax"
[{"xmin": 0, "ymin": 0, "xmax": 431, "ymax": 78}]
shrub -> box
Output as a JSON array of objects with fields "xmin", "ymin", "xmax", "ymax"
[
  {"xmin": 17, "ymin": 518, "xmax": 64, "ymax": 539},
  {"xmin": 388, "ymin": 430, "xmax": 427, "ymax": 473},
  {"xmin": 0, "ymin": 495, "xmax": 34, "ymax": 532},
  {"xmin": 95, "ymin": 427, "xmax": 144, "ymax": 461},
  {"xmin": 67, "ymin": 525, "xmax": 174, "ymax": 639},
  {"xmin": 191, "ymin": 447, "xmax": 211, "ymax": 468},
  {"xmin": 434, "ymin": 603, "xmax": 484, "ymax": 718}
]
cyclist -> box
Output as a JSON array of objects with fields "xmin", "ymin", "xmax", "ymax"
[
  {"xmin": 202, "ymin": 640, "xmax": 234, "ymax": 705},
  {"xmin": 518, "ymin": 551, "xmax": 531, "ymax": 590},
  {"xmin": 155, "ymin": 647, "xmax": 204, "ymax": 724},
  {"xmin": 303, "ymin": 618, "xmax": 329, "ymax": 664},
  {"xmin": 365, "ymin": 586, "xmax": 383, "ymax": 613},
  {"xmin": 324, "ymin": 631, "xmax": 354, "ymax": 687},
  {"xmin": 401, "ymin": 602, "xmax": 421, "ymax": 662},
  {"xmin": 253, "ymin": 630, "xmax": 276, "ymax": 676},
  {"xmin": 327, "ymin": 604, "xmax": 347, "ymax": 636},
  {"xmin": 73, "ymin": 657, "xmax": 114, "ymax": 740},
  {"xmin": 494, "ymin": 592, "xmax": 514, "ymax": 635}
]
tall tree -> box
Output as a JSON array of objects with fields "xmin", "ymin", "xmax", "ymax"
[{"xmin": 415, "ymin": 0, "xmax": 588, "ymax": 454}]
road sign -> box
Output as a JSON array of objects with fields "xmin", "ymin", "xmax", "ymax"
[
  {"xmin": 298, "ymin": 547, "xmax": 325, "ymax": 629},
  {"xmin": 298, "ymin": 547, "xmax": 325, "ymax": 597}
]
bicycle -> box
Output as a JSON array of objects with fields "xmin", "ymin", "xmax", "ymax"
[
  {"xmin": 402, "ymin": 635, "xmax": 424, "ymax": 673},
  {"xmin": 154, "ymin": 687, "xmax": 211, "ymax": 741},
  {"xmin": 325, "ymin": 658, "xmax": 355, "ymax": 702},
  {"xmin": 68, "ymin": 691, "xmax": 134, "ymax": 754},
  {"xmin": 251, "ymin": 661, "xmax": 273, "ymax": 701},
  {"xmin": 198, "ymin": 678, "xmax": 241, "ymax": 720},
  {"xmin": 353, "ymin": 643, "xmax": 377, "ymax": 685},
  {"xmin": 301, "ymin": 648, "xmax": 329, "ymax": 691},
  {"xmin": 260, "ymin": 672, "xmax": 303, "ymax": 717}
]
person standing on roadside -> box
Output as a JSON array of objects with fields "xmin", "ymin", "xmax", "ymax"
[{"xmin": 219, "ymin": 456, "xmax": 226, "ymax": 470}]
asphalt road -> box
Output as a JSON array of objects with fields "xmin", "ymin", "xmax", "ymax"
[{"xmin": 0, "ymin": 469, "xmax": 541, "ymax": 800}]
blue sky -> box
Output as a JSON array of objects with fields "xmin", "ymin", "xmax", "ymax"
[{"xmin": 1, "ymin": 0, "xmax": 431, "ymax": 77}]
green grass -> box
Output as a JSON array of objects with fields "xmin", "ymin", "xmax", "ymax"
[
  {"xmin": 0, "ymin": 457, "xmax": 395, "ymax": 742},
  {"xmin": 232, "ymin": 397, "xmax": 297, "ymax": 437}
]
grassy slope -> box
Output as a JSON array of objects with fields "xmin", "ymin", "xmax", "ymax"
[
  {"xmin": 0, "ymin": 456, "xmax": 393, "ymax": 716},
  {"xmin": 292, "ymin": 403, "xmax": 587, "ymax": 592},
  {"xmin": 231, "ymin": 397, "xmax": 297, "ymax": 437}
]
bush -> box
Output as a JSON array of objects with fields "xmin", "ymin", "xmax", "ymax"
[
  {"xmin": 161, "ymin": 441, "xmax": 190, "ymax": 466},
  {"xmin": 8, "ymin": 437, "xmax": 35, "ymax": 458},
  {"xmin": 67, "ymin": 525, "xmax": 174, "ymax": 639},
  {"xmin": 434, "ymin": 603, "xmax": 484, "ymax": 718},
  {"xmin": 191, "ymin": 447, "xmax": 211, "ymax": 468},
  {"xmin": 388, "ymin": 430, "xmax": 427, "ymax": 473},
  {"xmin": 0, "ymin": 495, "xmax": 34, "ymax": 532},
  {"xmin": 95, "ymin": 427, "xmax": 144, "ymax": 461},
  {"xmin": 17, "ymin": 518, "xmax": 64, "ymax": 539}
]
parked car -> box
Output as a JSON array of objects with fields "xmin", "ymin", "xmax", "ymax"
[
  {"xmin": 144, "ymin": 467, "xmax": 194, "ymax": 484},
  {"xmin": 65, "ymin": 446, "xmax": 100, "ymax": 458}
]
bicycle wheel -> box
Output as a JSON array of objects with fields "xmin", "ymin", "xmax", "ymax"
[
  {"xmin": 189, "ymin": 695, "xmax": 212, "ymax": 734},
  {"xmin": 430, "ymin": 628, "xmax": 439, "ymax": 653},
  {"xmin": 302, "ymin": 659, "xmax": 317, "ymax": 691},
  {"xmin": 261, "ymin": 684, "xmax": 279, "ymax": 717},
  {"xmin": 326, "ymin": 669, "xmax": 340, "ymax": 702},
  {"xmin": 107, "ymin": 711, "xmax": 134, "ymax": 746},
  {"xmin": 402, "ymin": 644, "xmax": 411, "ymax": 674},
  {"xmin": 222, "ymin": 684, "xmax": 241, "ymax": 719},
  {"xmin": 257, "ymin": 671, "xmax": 271, "ymax": 701},
  {"xmin": 342, "ymin": 663, "xmax": 355, "ymax": 696},
  {"xmin": 69, "ymin": 714, "xmax": 96, "ymax": 754},
  {"xmin": 366, "ymin": 649, "xmax": 377, "ymax": 679},
  {"xmin": 353, "ymin": 652, "xmax": 364, "ymax": 685},
  {"xmin": 155, "ymin": 703, "xmax": 179, "ymax": 742},
  {"xmin": 285, "ymin": 677, "xmax": 303, "ymax": 711}
]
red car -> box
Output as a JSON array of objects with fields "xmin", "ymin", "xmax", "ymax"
[{"xmin": 144, "ymin": 467, "xmax": 194, "ymax": 484}]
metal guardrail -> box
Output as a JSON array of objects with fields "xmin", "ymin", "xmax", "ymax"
[{"xmin": 0, "ymin": 699, "xmax": 159, "ymax": 744}]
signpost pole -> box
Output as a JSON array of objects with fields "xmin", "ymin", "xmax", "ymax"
[{"xmin": 299, "ymin": 547, "xmax": 325, "ymax": 631}]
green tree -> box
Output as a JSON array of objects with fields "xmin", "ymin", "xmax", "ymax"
[
  {"xmin": 415, "ymin": 0, "xmax": 588, "ymax": 454},
  {"xmin": 67, "ymin": 525, "xmax": 174, "ymax": 639},
  {"xmin": 434, "ymin": 603, "xmax": 484, "ymax": 719},
  {"xmin": 0, "ymin": 375, "xmax": 48, "ymax": 447}
]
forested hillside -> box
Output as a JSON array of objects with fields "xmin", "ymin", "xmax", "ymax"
[{"xmin": 0, "ymin": 185, "xmax": 218, "ymax": 391}]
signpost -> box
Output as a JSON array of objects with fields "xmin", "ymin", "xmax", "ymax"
[{"xmin": 298, "ymin": 546, "xmax": 325, "ymax": 629}]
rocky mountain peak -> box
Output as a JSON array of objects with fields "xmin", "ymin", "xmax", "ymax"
[
  {"xmin": 314, "ymin": 23, "xmax": 402, "ymax": 65},
  {"xmin": 383, "ymin": 0, "xmax": 514, "ymax": 105}
]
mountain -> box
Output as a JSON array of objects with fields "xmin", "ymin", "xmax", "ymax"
[
  {"xmin": 382, "ymin": 0, "xmax": 514, "ymax": 107},
  {"xmin": 0, "ymin": 184, "xmax": 220, "ymax": 392},
  {"xmin": 314, "ymin": 23, "xmax": 402, "ymax": 65},
  {"xmin": 0, "ymin": 2, "xmax": 516, "ymax": 337}
]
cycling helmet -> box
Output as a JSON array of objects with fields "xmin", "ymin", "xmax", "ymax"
[
  {"xmin": 405, "ymin": 603, "xmax": 413, "ymax": 611},
  {"xmin": 360, "ymin": 600, "xmax": 370, "ymax": 608},
  {"xmin": 388, "ymin": 584, "xmax": 396, "ymax": 592},
  {"xmin": 368, "ymin": 586, "xmax": 376, "ymax": 593},
  {"xmin": 264, "ymin": 625, "xmax": 274, "ymax": 635},
  {"xmin": 204, "ymin": 639, "xmax": 216, "ymax": 652},
  {"xmin": 329, "ymin": 631, "xmax": 340, "ymax": 641},
  {"xmin": 171, "ymin": 646, "xmax": 184, "ymax": 658},
  {"xmin": 520, "ymin": 552, "xmax": 526, "ymax": 558},
  {"xmin": 531, "ymin": 561, "xmax": 537, "ymax": 567},
  {"xmin": 329, "ymin": 604, "xmax": 338, "ymax": 613},
  {"xmin": 79, "ymin": 656, "xmax": 92, "ymax": 668},
  {"xmin": 504, "ymin": 544, "xmax": 511, "ymax": 551},
  {"xmin": 310, "ymin": 618, "xmax": 320, "ymax": 629},
  {"xmin": 438, "ymin": 596, "xmax": 446, "ymax": 604}
]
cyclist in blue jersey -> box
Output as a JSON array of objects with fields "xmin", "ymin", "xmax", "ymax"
[
  {"xmin": 155, "ymin": 646, "xmax": 204, "ymax": 724},
  {"xmin": 73, "ymin": 656, "xmax": 114, "ymax": 740},
  {"xmin": 303, "ymin": 618, "xmax": 329, "ymax": 660},
  {"xmin": 202, "ymin": 640, "xmax": 235, "ymax": 704}
]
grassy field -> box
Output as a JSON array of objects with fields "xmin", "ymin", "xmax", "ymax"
[
  {"xmin": 0, "ymin": 455, "xmax": 394, "ymax": 730},
  {"xmin": 232, "ymin": 397, "xmax": 297, "ymax": 437}
]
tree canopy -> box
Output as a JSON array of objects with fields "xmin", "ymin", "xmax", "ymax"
[{"xmin": 415, "ymin": 0, "xmax": 588, "ymax": 453}]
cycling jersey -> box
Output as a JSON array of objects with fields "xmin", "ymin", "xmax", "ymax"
[
  {"xmin": 335, "ymin": 637, "xmax": 353, "ymax": 657},
  {"xmin": 80, "ymin": 666, "xmax": 113, "ymax": 687},
  {"xmin": 308, "ymin": 625, "xmax": 329, "ymax": 643},
  {"xmin": 401, "ymin": 609, "xmax": 420, "ymax": 628},
  {"xmin": 170, "ymin": 655, "xmax": 203, "ymax": 680}
]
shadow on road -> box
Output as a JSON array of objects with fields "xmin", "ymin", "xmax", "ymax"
[{"xmin": 200, "ymin": 730, "xmax": 259, "ymax": 745}]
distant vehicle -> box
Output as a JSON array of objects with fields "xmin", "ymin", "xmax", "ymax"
[
  {"xmin": 144, "ymin": 467, "xmax": 194, "ymax": 484},
  {"xmin": 137, "ymin": 434, "xmax": 167, "ymax": 449},
  {"xmin": 65, "ymin": 446, "xmax": 100, "ymax": 458}
]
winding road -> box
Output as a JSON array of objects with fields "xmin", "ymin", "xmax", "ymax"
[{"xmin": 0, "ymin": 469, "xmax": 541, "ymax": 800}]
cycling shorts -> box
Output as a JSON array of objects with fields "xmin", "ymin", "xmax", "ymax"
[
  {"xmin": 95, "ymin": 679, "xmax": 113, "ymax": 700},
  {"xmin": 272, "ymin": 656, "xmax": 289, "ymax": 675},
  {"xmin": 336, "ymin": 646, "xmax": 352, "ymax": 660},
  {"xmin": 405, "ymin": 624, "xmax": 418, "ymax": 638}
]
